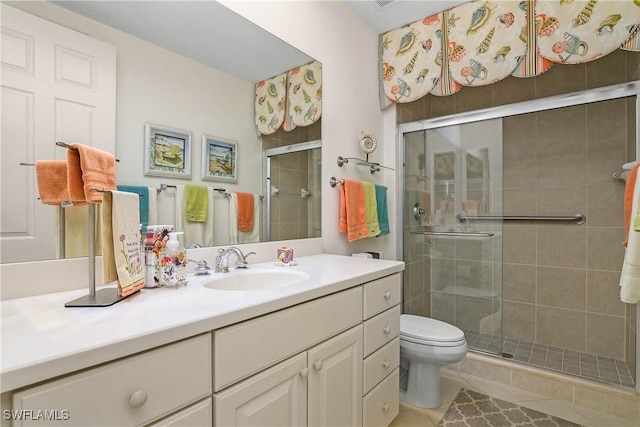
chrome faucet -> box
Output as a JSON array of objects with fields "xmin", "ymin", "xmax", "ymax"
[
  {"xmin": 188, "ymin": 259, "xmax": 211, "ymax": 275},
  {"xmin": 215, "ymin": 247, "xmax": 256, "ymax": 273}
]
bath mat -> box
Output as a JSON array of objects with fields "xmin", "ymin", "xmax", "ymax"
[{"xmin": 437, "ymin": 389, "xmax": 582, "ymax": 427}]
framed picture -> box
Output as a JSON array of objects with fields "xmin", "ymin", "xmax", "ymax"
[
  {"xmin": 201, "ymin": 135, "xmax": 238, "ymax": 183},
  {"xmin": 144, "ymin": 123, "xmax": 192, "ymax": 179}
]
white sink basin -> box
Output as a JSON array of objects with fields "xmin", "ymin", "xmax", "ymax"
[{"xmin": 202, "ymin": 269, "xmax": 310, "ymax": 291}]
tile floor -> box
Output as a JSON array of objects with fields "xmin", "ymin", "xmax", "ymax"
[
  {"xmin": 464, "ymin": 330, "xmax": 636, "ymax": 388},
  {"xmin": 390, "ymin": 369, "xmax": 640, "ymax": 427}
]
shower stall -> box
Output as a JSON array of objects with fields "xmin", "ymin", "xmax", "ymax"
[{"xmin": 397, "ymin": 82, "xmax": 640, "ymax": 392}]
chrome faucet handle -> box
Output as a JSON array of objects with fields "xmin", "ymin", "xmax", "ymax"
[
  {"xmin": 234, "ymin": 251, "xmax": 255, "ymax": 269},
  {"xmin": 214, "ymin": 248, "xmax": 227, "ymax": 273},
  {"xmin": 188, "ymin": 259, "xmax": 211, "ymax": 275}
]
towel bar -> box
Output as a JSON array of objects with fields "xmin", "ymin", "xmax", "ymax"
[
  {"xmin": 457, "ymin": 214, "xmax": 586, "ymax": 225},
  {"xmin": 410, "ymin": 230, "xmax": 495, "ymax": 238}
]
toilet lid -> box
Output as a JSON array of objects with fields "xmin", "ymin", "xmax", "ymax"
[{"xmin": 400, "ymin": 314, "xmax": 465, "ymax": 346}]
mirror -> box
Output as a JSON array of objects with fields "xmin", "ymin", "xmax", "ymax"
[{"xmin": 1, "ymin": 1, "xmax": 321, "ymax": 263}]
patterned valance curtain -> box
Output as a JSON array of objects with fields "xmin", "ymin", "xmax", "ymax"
[
  {"xmin": 380, "ymin": 0, "xmax": 640, "ymax": 108},
  {"xmin": 255, "ymin": 60, "xmax": 322, "ymax": 135}
]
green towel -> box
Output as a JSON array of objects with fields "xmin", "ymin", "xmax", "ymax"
[
  {"xmin": 363, "ymin": 181, "xmax": 381, "ymax": 237},
  {"xmin": 375, "ymin": 184, "xmax": 389, "ymax": 236},
  {"xmin": 185, "ymin": 184, "xmax": 208, "ymax": 223}
]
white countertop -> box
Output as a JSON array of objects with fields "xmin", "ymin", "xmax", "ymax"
[{"xmin": 1, "ymin": 254, "xmax": 404, "ymax": 393}]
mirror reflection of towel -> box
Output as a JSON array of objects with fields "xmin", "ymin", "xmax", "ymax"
[
  {"xmin": 236, "ymin": 192, "xmax": 255, "ymax": 232},
  {"xmin": 184, "ymin": 184, "xmax": 208, "ymax": 223},
  {"xmin": 229, "ymin": 193, "xmax": 260, "ymax": 244}
]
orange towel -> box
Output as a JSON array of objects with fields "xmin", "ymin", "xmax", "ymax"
[
  {"xmin": 236, "ymin": 192, "xmax": 254, "ymax": 232},
  {"xmin": 340, "ymin": 179, "xmax": 368, "ymax": 242},
  {"xmin": 68, "ymin": 143, "xmax": 116, "ymax": 204},
  {"xmin": 35, "ymin": 160, "xmax": 69, "ymax": 205},
  {"xmin": 624, "ymin": 164, "xmax": 640, "ymax": 246}
]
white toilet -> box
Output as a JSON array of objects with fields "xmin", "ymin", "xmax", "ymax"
[{"xmin": 399, "ymin": 314, "xmax": 468, "ymax": 409}]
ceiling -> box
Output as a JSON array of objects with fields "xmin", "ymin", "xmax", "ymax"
[
  {"xmin": 50, "ymin": 1, "xmax": 468, "ymax": 83},
  {"xmin": 343, "ymin": 0, "xmax": 469, "ymax": 34}
]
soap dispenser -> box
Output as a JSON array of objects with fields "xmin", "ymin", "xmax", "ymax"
[{"xmin": 161, "ymin": 232, "xmax": 187, "ymax": 288}]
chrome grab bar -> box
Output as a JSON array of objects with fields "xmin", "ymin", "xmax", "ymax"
[
  {"xmin": 410, "ymin": 230, "xmax": 494, "ymax": 238},
  {"xmin": 457, "ymin": 214, "xmax": 586, "ymax": 225}
]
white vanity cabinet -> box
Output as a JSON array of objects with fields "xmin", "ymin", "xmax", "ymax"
[
  {"xmin": 213, "ymin": 273, "xmax": 402, "ymax": 427},
  {"xmin": 215, "ymin": 325, "xmax": 363, "ymax": 427},
  {"xmin": 10, "ymin": 334, "xmax": 211, "ymax": 427},
  {"xmin": 3, "ymin": 258, "xmax": 405, "ymax": 427},
  {"xmin": 362, "ymin": 274, "xmax": 402, "ymax": 427},
  {"xmin": 213, "ymin": 287, "xmax": 363, "ymax": 427}
]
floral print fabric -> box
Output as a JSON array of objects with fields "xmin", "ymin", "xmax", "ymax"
[
  {"xmin": 380, "ymin": 0, "xmax": 640, "ymax": 107},
  {"xmin": 536, "ymin": 0, "xmax": 640, "ymax": 64},
  {"xmin": 287, "ymin": 60, "xmax": 322, "ymax": 128},
  {"xmin": 381, "ymin": 14, "xmax": 444, "ymax": 102},
  {"xmin": 448, "ymin": 0, "xmax": 527, "ymax": 86},
  {"xmin": 255, "ymin": 73, "xmax": 287, "ymax": 136}
]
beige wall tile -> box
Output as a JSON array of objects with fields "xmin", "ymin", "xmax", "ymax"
[
  {"xmin": 503, "ymin": 188, "xmax": 536, "ymax": 215},
  {"xmin": 536, "ymin": 185, "xmax": 586, "ymax": 217},
  {"xmin": 586, "ymin": 49, "xmax": 629, "ymax": 89},
  {"xmin": 574, "ymin": 385, "xmax": 640, "ymax": 420},
  {"xmin": 503, "ymin": 226, "xmax": 536, "ymax": 265},
  {"xmin": 586, "ymin": 138, "xmax": 628, "ymax": 185},
  {"xmin": 537, "ymin": 266, "xmax": 586, "ymax": 310},
  {"xmin": 586, "ymin": 98, "xmax": 628, "ymax": 141},
  {"xmin": 586, "ymin": 270, "xmax": 625, "ymax": 316},
  {"xmin": 503, "ymin": 301, "xmax": 535, "ymax": 342},
  {"xmin": 586, "ymin": 183, "xmax": 625, "ymax": 227},
  {"xmin": 535, "ymin": 62, "xmax": 586, "ymax": 98},
  {"xmin": 459, "ymin": 357, "xmax": 512, "ymax": 385},
  {"xmin": 537, "ymin": 227, "xmax": 586, "ymax": 268},
  {"xmin": 587, "ymin": 227, "xmax": 625, "ymax": 271},
  {"xmin": 511, "ymin": 371, "xmax": 574, "ymax": 401},
  {"xmin": 536, "ymin": 306, "xmax": 586, "ymax": 352},
  {"xmin": 503, "ymin": 263, "xmax": 536, "ymax": 304},
  {"xmin": 586, "ymin": 313, "xmax": 625, "ymax": 359}
]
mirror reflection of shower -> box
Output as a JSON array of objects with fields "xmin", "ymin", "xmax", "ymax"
[{"xmin": 263, "ymin": 140, "xmax": 321, "ymax": 242}]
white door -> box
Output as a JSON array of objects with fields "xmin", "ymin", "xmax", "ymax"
[
  {"xmin": 0, "ymin": 4, "xmax": 116, "ymax": 263},
  {"xmin": 308, "ymin": 325, "xmax": 363, "ymax": 427},
  {"xmin": 214, "ymin": 353, "xmax": 308, "ymax": 427}
]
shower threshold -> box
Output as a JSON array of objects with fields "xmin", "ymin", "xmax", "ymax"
[{"xmin": 463, "ymin": 330, "xmax": 635, "ymax": 389}]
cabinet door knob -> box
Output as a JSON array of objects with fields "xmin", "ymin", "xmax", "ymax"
[
  {"xmin": 129, "ymin": 390, "xmax": 148, "ymax": 408},
  {"xmin": 382, "ymin": 403, "xmax": 390, "ymax": 412},
  {"xmin": 383, "ymin": 291, "xmax": 391, "ymax": 299},
  {"xmin": 299, "ymin": 367, "xmax": 310, "ymax": 378},
  {"xmin": 382, "ymin": 360, "xmax": 390, "ymax": 369},
  {"xmin": 383, "ymin": 326, "xmax": 391, "ymax": 334},
  {"xmin": 313, "ymin": 360, "xmax": 323, "ymax": 370}
]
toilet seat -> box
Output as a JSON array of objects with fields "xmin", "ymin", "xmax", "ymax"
[{"xmin": 400, "ymin": 314, "xmax": 466, "ymax": 347}]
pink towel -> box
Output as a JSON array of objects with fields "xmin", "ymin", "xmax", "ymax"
[
  {"xmin": 67, "ymin": 143, "xmax": 116, "ymax": 204},
  {"xmin": 35, "ymin": 160, "xmax": 68, "ymax": 205},
  {"xmin": 339, "ymin": 179, "xmax": 368, "ymax": 242}
]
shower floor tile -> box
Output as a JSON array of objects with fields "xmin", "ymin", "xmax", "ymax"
[{"xmin": 464, "ymin": 331, "xmax": 636, "ymax": 389}]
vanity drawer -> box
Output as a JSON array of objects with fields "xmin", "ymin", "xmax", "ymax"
[
  {"xmin": 363, "ymin": 274, "xmax": 401, "ymax": 320},
  {"xmin": 214, "ymin": 286, "xmax": 362, "ymax": 391},
  {"xmin": 363, "ymin": 337, "xmax": 399, "ymax": 395},
  {"xmin": 149, "ymin": 398, "xmax": 212, "ymax": 427},
  {"xmin": 363, "ymin": 368, "xmax": 399, "ymax": 427},
  {"xmin": 363, "ymin": 305, "xmax": 400, "ymax": 357},
  {"xmin": 12, "ymin": 334, "xmax": 211, "ymax": 427}
]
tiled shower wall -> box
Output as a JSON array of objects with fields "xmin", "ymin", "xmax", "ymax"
[
  {"xmin": 262, "ymin": 120, "xmax": 321, "ymax": 241},
  {"xmin": 399, "ymin": 49, "xmax": 640, "ymax": 378}
]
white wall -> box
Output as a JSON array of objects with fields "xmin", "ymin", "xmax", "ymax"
[{"xmin": 222, "ymin": 1, "xmax": 399, "ymax": 259}]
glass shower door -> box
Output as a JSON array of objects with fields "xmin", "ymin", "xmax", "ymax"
[{"xmin": 402, "ymin": 119, "xmax": 504, "ymax": 355}]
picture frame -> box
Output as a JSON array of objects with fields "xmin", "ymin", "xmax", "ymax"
[
  {"xmin": 144, "ymin": 123, "xmax": 192, "ymax": 179},
  {"xmin": 201, "ymin": 134, "xmax": 238, "ymax": 183}
]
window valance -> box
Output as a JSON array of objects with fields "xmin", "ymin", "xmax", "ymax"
[
  {"xmin": 380, "ymin": 0, "xmax": 640, "ymax": 107},
  {"xmin": 255, "ymin": 60, "xmax": 322, "ymax": 135}
]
